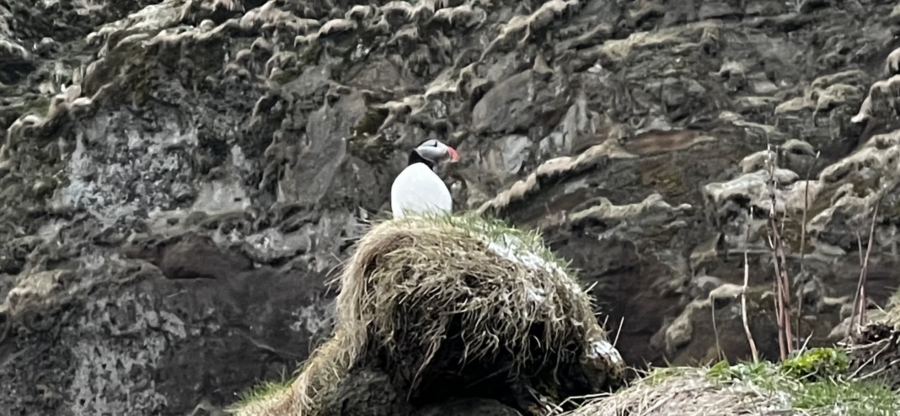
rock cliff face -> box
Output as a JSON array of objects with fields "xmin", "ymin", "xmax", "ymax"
[{"xmin": 1, "ymin": 0, "xmax": 899, "ymax": 414}]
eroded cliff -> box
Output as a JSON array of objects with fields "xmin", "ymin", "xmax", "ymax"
[{"xmin": 2, "ymin": 0, "xmax": 900, "ymax": 414}]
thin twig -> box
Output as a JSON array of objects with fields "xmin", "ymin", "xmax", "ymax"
[
  {"xmin": 799, "ymin": 151, "xmax": 821, "ymax": 268},
  {"xmin": 848, "ymin": 232, "xmax": 865, "ymax": 340},
  {"xmin": 772, "ymin": 222, "xmax": 795, "ymax": 355},
  {"xmin": 849, "ymin": 340, "xmax": 894, "ymax": 379},
  {"xmin": 767, "ymin": 229, "xmax": 786, "ymax": 359},
  {"xmin": 797, "ymin": 151, "xmax": 820, "ymax": 341},
  {"xmin": 613, "ymin": 316, "xmax": 624, "ymax": 348},
  {"xmin": 858, "ymin": 192, "xmax": 883, "ymax": 330},
  {"xmin": 764, "ymin": 144, "xmax": 794, "ymax": 358},
  {"xmin": 858, "ymin": 358, "xmax": 900, "ymax": 380},
  {"xmin": 847, "ymin": 192, "xmax": 884, "ymax": 339},
  {"xmin": 800, "ymin": 152, "xmax": 821, "ymax": 271},
  {"xmin": 742, "ymin": 207, "xmax": 759, "ymax": 362},
  {"xmin": 712, "ymin": 302, "xmax": 723, "ymax": 362},
  {"xmin": 764, "ymin": 145, "xmax": 787, "ymax": 360}
]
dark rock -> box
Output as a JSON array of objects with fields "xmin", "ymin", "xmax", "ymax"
[
  {"xmin": 318, "ymin": 368, "xmax": 415, "ymax": 416},
  {"xmin": 472, "ymin": 70, "xmax": 538, "ymax": 134},
  {"xmin": 3, "ymin": 0, "xmax": 900, "ymax": 413},
  {"xmin": 416, "ymin": 398, "xmax": 523, "ymax": 416}
]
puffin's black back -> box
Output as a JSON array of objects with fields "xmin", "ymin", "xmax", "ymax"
[{"xmin": 408, "ymin": 147, "xmax": 435, "ymax": 169}]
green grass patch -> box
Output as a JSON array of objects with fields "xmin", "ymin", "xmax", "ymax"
[
  {"xmin": 233, "ymin": 371, "xmax": 296, "ymax": 408},
  {"xmin": 582, "ymin": 348, "xmax": 898, "ymax": 415},
  {"xmin": 706, "ymin": 348, "xmax": 898, "ymax": 415},
  {"xmin": 781, "ymin": 347, "xmax": 850, "ymax": 379}
]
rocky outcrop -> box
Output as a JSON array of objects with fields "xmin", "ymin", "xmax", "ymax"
[{"xmin": 2, "ymin": 0, "xmax": 900, "ymax": 414}]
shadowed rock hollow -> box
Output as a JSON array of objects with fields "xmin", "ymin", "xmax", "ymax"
[{"xmin": 2, "ymin": 0, "xmax": 900, "ymax": 414}]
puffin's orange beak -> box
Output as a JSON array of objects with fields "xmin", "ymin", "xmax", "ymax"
[{"xmin": 447, "ymin": 147, "xmax": 460, "ymax": 163}]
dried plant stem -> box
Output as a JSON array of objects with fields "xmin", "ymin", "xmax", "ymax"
[
  {"xmin": 847, "ymin": 192, "xmax": 883, "ymax": 339},
  {"xmin": 767, "ymin": 226, "xmax": 794, "ymax": 358},
  {"xmin": 796, "ymin": 151, "xmax": 820, "ymax": 339},
  {"xmin": 765, "ymin": 145, "xmax": 794, "ymax": 359},
  {"xmin": 741, "ymin": 207, "xmax": 759, "ymax": 362},
  {"xmin": 858, "ymin": 197, "xmax": 881, "ymax": 327},
  {"xmin": 772, "ymin": 223, "xmax": 795, "ymax": 356},
  {"xmin": 711, "ymin": 304, "xmax": 723, "ymax": 362},
  {"xmin": 765, "ymin": 145, "xmax": 786, "ymax": 360},
  {"xmin": 799, "ymin": 151, "xmax": 821, "ymax": 268},
  {"xmin": 848, "ymin": 232, "xmax": 864, "ymax": 340}
]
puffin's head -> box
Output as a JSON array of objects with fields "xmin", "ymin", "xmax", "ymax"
[{"xmin": 409, "ymin": 139, "xmax": 460, "ymax": 170}]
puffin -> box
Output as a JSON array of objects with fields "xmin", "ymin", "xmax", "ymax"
[{"xmin": 391, "ymin": 139, "xmax": 460, "ymax": 218}]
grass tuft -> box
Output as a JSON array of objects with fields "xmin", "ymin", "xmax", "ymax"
[
  {"xmin": 781, "ymin": 347, "xmax": 850, "ymax": 380},
  {"xmin": 708, "ymin": 352, "xmax": 897, "ymax": 415},
  {"xmin": 396, "ymin": 211, "xmax": 578, "ymax": 279},
  {"xmin": 234, "ymin": 372, "xmax": 297, "ymax": 408},
  {"xmin": 567, "ymin": 349, "xmax": 899, "ymax": 416}
]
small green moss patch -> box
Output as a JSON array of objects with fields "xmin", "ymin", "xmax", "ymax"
[
  {"xmin": 707, "ymin": 352, "xmax": 897, "ymax": 415},
  {"xmin": 781, "ymin": 347, "xmax": 850, "ymax": 380}
]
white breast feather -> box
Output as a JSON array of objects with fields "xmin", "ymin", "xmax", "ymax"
[{"xmin": 391, "ymin": 163, "xmax": 452, "ymax": 218}]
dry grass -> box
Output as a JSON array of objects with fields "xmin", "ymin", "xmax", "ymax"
[
  {"xmin": 563, "ymin": 368, "xmax": 762, "ymax": 416},
  {"xmin": 886, "ymin": 292, "xmax": 900, "ymax": 327},
  {"xmin": 232, "ymin": 332, "xmax": 357, "ymax": 416},
  {"xmin": 764, "ymin": 144, "xmax": 795, "ymax": 359},
  {"xmin": 230, "ymin": 213, "xmax": 625, "ymax": 416},
  {"xmin": 565, "ymin": 354, "xmax": 900, "ymax": 416},
  {"xmin": 844, "ymin": 290, "xmax": 900, "ymax": 390}
]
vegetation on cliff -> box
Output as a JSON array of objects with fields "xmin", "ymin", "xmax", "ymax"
[{"xmin": 570, "ymin": 348, "xmax": 898, "ymax": 416}]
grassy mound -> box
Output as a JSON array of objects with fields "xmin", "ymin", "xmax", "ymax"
[
  {"xmin": 231, "ymin": 213, "xmax": 626, "ymax": 416},
  {"xmin": 566, "ymin": 348, "xmax": 899, "ymax": 416}
]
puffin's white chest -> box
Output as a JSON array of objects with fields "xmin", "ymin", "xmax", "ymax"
[{"xmin": 390, "ymin": 163, "xmax": 452, "ymax": 218}]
